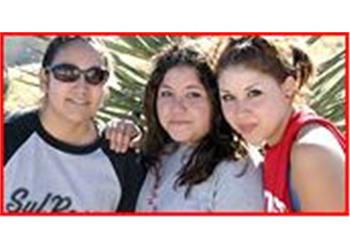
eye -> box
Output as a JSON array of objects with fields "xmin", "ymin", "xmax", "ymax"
[
  {"xmin": 247, "ymin": 89, "xmax": 262, "ymax": 98},
  {"xmin": 158, "ymin": 90, "xmax": 173, "ymax": 98},
  {"xmin": 186, "ymin": 91, "xmax": 202, "ymax": 99},
  {"xmin": 220, "ymin": 93, "xmax": 236, "ymax": 102}
]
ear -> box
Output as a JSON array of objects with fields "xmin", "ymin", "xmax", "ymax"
[
  {"xmin": 39, "ymin": 68, "xmax": 49, "ymax": 94},
  {"xmin": 281, "ymin": 76, "xmax": 297, "ymax": 99}
]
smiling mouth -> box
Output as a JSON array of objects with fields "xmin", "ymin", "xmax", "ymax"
[
  {"xmin": 237, "ymin": 124, "xmax": 257, "ymax": 134},
  {"xmin": 67, "ymin": 99, "xmax": 90, "ymax": 106}
]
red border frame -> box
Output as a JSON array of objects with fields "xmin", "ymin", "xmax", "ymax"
[
  {"xmin": 0, "ymin": 33, "xmax": 4, "ymax": 215},
  {"xmin": 1, "ymin": 32, "xmax": 348, "ymax": 216}
]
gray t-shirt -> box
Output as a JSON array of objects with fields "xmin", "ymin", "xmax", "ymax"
[
  {"xmin": 136, "ymin": 146, "xmax": 264, "ymax": 212},
  {"xmin": 5, "ymin": 110, "xmax": 144, "ymax": 212}
]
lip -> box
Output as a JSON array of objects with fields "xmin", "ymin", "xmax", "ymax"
[
  {"xmin": 237, "ymin": 123, "xmax": 257, "ymax": 135},
  {"xmin": 169, "ymin": 120, "xmax": 191, "ymax": 125},
  {"xmin": 67, "ymin": 99, "xmax": 90, "ymax": 106}
]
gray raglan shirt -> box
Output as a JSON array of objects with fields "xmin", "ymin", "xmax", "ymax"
[{"xmin": 136, "ymin": 145, "xmax": 264, "ymax": 212}]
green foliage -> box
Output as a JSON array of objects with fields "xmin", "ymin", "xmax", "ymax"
[
  {"xmin": 4, "ymin": 35, "xmax": 346, "ymax": 133},
  {"xmin": 308, "ymin": 44, "xmax": 346, "ymax": 132},
  {"xmin": 4, "ymin": 67, "xmax": 9, "ymax": 98},
  {"xmin": 98, "ymin": 35, "xmax": 181, "ymax": 125}
]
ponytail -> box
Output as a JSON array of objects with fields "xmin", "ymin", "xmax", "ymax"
[{"xmin": 291, "ymin": 46, "xmax": 314, "ymax": 89}]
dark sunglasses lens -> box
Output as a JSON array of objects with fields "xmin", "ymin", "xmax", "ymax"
[
  {"xmin": 51, "ymin": 64, "xmax": 80, "ymax": 82},
  {"xmin": 85, "ymin": 67, "xmax": 109, "ymax": 85}
]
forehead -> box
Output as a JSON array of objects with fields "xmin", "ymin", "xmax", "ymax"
[
  {"xmin": 218, "ymin": 65, "xmax": 278, "ymax": 90},
  {"xmin": 53, "ymin": 41, "xmax": 105, "ymax": 66},
  {"xmin": 161, "ymin": 66, "xmax": 204, "ymax": 89}
]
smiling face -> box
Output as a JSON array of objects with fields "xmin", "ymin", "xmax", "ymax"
[
  {"xmin": 156, "ymin": 66, "xmax": 212, "ymax": 145},
  {"xmin": 40, "ymin": 40, "xmax": 107, "ymax": 127},
  {"xmin": 218, "ymin": 65, "xmax": 294, "ymax": 146}
]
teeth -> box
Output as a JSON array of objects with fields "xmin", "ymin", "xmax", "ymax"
[{"xmin": 68, "ymin": 99, "xmax": 89, "ymax": 105}]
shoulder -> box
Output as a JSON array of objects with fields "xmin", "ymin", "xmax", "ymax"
[
  {"xmin": 209, "ymin": 157, "xmax": 264, "ymax": 211},
  {"xmin": 100, "ymin": 138, "xmax": 142, "ymax": 171},
  {"xmin": 214, "ymin": 156, "xmax": 262, "ymax": 185},
  {"xmin": 291, "ymin": 123, "xmax": 345, "ymax": 169},
  {"xmin": 5, "ymin": 109, "xmax": 39, "ymax": 138},
  {"xmin": 5, "ymin": 109, "xmax": 40, "ymax": 165},
  {"xmin": 5, "ymin": 109, "xmax": 39, "ymax": 131},
  {"xmin": 297, "ymin": 123, "xmax": 343, "ymax": 151},
  {"xmin": 100, "ymin": 140, "xmax": 146, "ymax": 180},
  {"xmin": 112, "ymin": 150, "xmax": 146, "ymax": 212},
  {"xmin": 290, "ymin": 124, "xmax": 345, "ymax": 211}
]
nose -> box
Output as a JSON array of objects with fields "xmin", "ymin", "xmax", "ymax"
[
  {"xmin": 74, "ymin": 74, "xmax": 88, "ymax": 87},
  {"xmin": 72, "ymin": 74, "xmax": 89, "ymax": 95},
  {"xmin": 172, "ymin": 96, "xmax": 187, "ymax": 112},
  {"xmin": 235, "ymin": 100, "xmax": 251, "ymax": 117}
]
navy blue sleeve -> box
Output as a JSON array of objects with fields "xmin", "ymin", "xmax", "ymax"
[
  {"xmin": 116, "ymin": 150, "xmax": 146, "ymax": 212},
  {"xmin": 5, "ymin": 110, "xmax": 38, "ymax": 166},
  {"xmin": 100, "ymin": 138, "xmax": 146, "ymax": 212}
]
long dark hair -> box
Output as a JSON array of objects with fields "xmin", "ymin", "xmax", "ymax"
[{"xmin": 142, "ymin": 44, "xmax": 247, "ymax": 197}]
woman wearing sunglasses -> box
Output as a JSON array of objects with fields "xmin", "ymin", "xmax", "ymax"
[{"xmin": 4, "ymin": 36, "xmax": 145, "ymax": 213}]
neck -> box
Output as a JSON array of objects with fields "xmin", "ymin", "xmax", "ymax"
[
  {"xmin": 39, "ymin": 108, "xmax": 98, "ymax": 146},
  {"xmin": 266, "ymin": 106, "xmax": 295, "ymax": 147}
]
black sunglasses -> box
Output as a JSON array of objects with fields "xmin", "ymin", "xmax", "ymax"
[{"xmin": 46, "ymin": 63, "xmax": 110, "ymax": 86}]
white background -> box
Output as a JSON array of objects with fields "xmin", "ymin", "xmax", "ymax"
[{"xmin": 1, "ymin": 1, "xmax": 349, "ymax": 249}]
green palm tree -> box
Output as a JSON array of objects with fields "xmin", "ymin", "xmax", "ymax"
[
  {"xmin": 97, "ymin": 35, "xmax": 182, "ymax": 126},
  {"xmin": 5, "ymin": 35, "xmax": 346, "ymax": 133},
  {"xmin": 101, "ymin": 35, "xmax": 346, "ymax": 133},
  {"xmin": 309, "ymin": 48, "xmax": 346, "ymax": 131}
]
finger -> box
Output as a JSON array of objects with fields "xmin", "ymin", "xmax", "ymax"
[
  {"xmin": 105, "ymin": 122, "xmax": 113, "ymax": 140},
  {"xmin": 110, "ymin": 122, "xmax": 122, "ymax": 152},
  {"xmin": 130, "ymin": 127, "xmax": 142, "ymax": 149},
  {"xmin": 120, "ymin": 138, "xmax": 130, "ymax": 153},
  {"xmin": 121, "ymin": 125, "xmax": 135, "ymax": 153},
  {"xmin": 105, "ymin": 127, "xmax": 110, "ymax": 140},
  {"xmin": 132, "ymin": 133, "xmax": 143, "ymax": 148},
  {"xmin": 105, "ymin": 120, "xmax": 119, "ymax": 145},
  {"xmin": 128, "ymin": 122, "xmax": 140, "ymax": 140},
  {"xmin": 114, "ymin": 122, "xmax": 126, "ymax": 152}
]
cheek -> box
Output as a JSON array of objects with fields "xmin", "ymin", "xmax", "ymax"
[
  {"xmin": 221, "ymin": 102, "xmax": 236, "ymax": 125},
  {"xmin": 45, "ymin": 83, "xmax": 66, "ymax": 102},
  {"xmin": 156, "ymin": 100, "xmax": 169, "ymax": 125},
  {"xmin": 91, "ymin": 87, "xmax": 105, "ymax": 104},
  {"xmin": 194, "ymin": 102, "xmax": 212, "ymax": 131},
  {"xmin": 257, "ymin": 95, "xmax": 285, "ymax": 117}
]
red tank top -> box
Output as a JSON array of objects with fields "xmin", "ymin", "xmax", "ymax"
[{"xmin": 263, "ymin": 111, "xmax": 345, "ymax": 212}]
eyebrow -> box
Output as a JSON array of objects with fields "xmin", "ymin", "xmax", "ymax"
[
  {"xmin": 219, "ymin": 83, "xmax": 260, "ymax": 93},
  {"xmin": 159, "ymin": 84, "xmax": 205, "ymax": 90},
  {"xmin": 244, "ymin": 82, "xmax": 261, "ymax": 91},
  {"xmin": 219, "ymin": 88, "xmax": 231, "ymax": 93}
]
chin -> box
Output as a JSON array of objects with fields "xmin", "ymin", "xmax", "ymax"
[
  {"xmin": 244, "ymin": 136, "xmax": 264, "ymax": 147},
  {"xmin": 66, "ymin": 114, "xmax": 92, "ymax": 125},
  {"xmin": 168, "ymin": 133, "xmax": 191, "ymax": 144},
  {"xmin": 170, "ymin": 135, "xmax": 189, "ymax": 143}
]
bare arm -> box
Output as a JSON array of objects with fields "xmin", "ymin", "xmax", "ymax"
[{"xmin": 290, "ymin": 126, "xmax": 345, "ymax": 212}]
